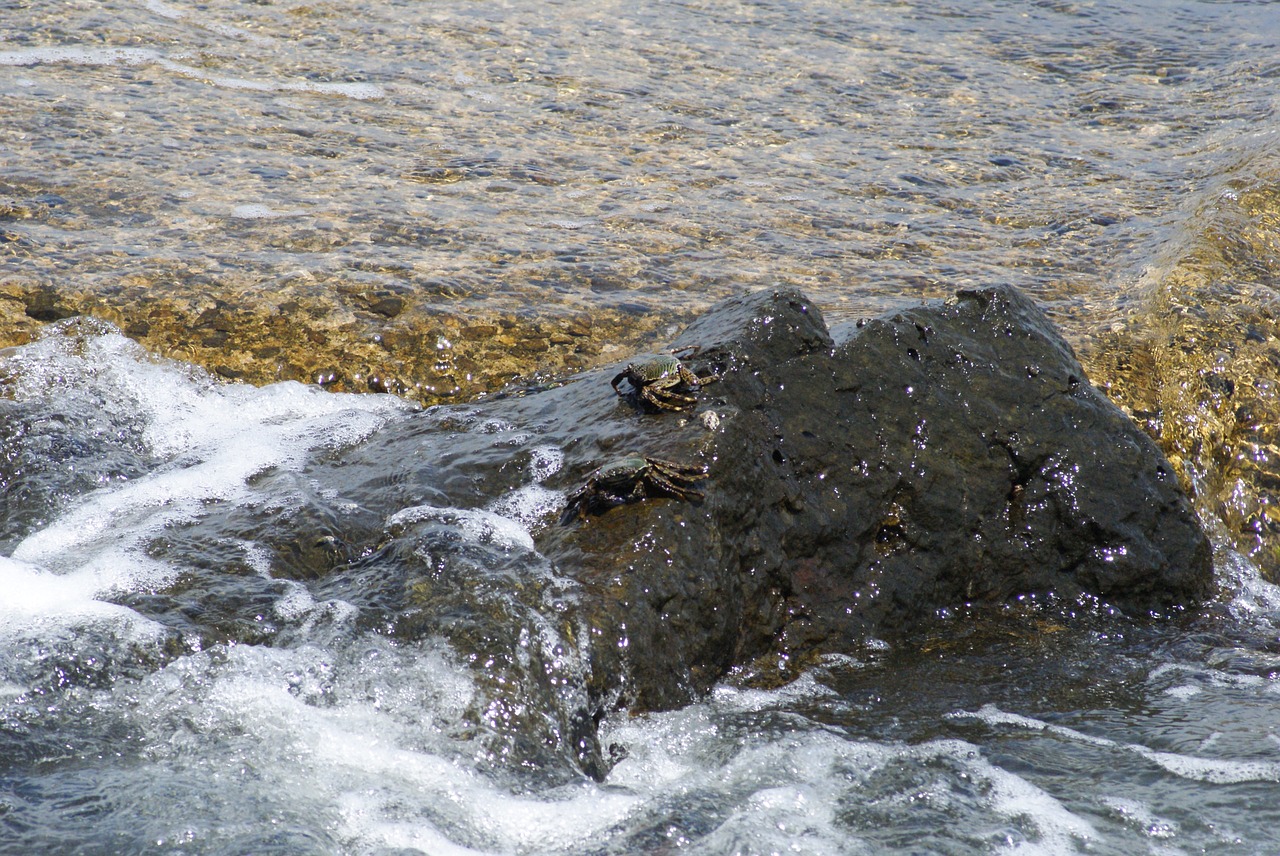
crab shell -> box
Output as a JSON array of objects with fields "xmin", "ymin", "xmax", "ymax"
[
  {"xmin": 610, "ymin": 355, "xmax": 718, "ymax": 411},
  {"xmin": 562, "ymin": 455, "xmax": 709, "ymax": 522}
]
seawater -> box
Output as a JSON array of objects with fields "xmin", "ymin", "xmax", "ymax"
[
  {"xmin": 4, "ymin": 0, "xmax": 1280, "ymax": 853},
  {"xmin": 2, "ymin": 0, "xmax": 1277, "ymax": 330},
  {"xmin": 4, "ymin": 321, "xmax": 1280, "ymax": 853}
]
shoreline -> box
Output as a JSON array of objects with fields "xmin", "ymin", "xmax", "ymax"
[{"xmin": 0, "ymin": 275, "xmax": 684, "ymax": 403}]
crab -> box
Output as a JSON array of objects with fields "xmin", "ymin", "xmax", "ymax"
[
  {"xmin": 562, "ymin": 454, "xmax": 709, "ymax": 522},
  {"xmin": 611, "ymin": 354, "xmax": 720, "ymax": 411}
]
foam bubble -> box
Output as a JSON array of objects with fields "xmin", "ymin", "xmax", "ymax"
[
  {"xmin": 1100, "ymin": 796, "xmax": 1178, "ymax": 839},
  {"xmin": 528, "ymin": 445, "xmax": 564, "ymax": 482},
  {"xmin": 486, "ymin": 485, "xmax": 563, "ymax": 531},
  {"xmin": 602, "ymin": 686, "xmax": 1100, "ymax": 855},
  {"xmin": 12, "ymin": 453, "xmax": 250, "ymax": 567},
  {"xmin": 274, "ymin": 581, "xmax": 318, "ymax": 622},
  {"xmin": 0, "ymin": 553, "xmax": 171, "ymax": 651},
  {"xmin": 1221, "ymin": 548, "xmax": 1280, "ymax": 626},
  {"xmin": 144, "ymin": 0, "xmax": 276, "ymax": 45},
  {"xmin": 709, "ymin": 670, "xmax": 835, "ymax": 712},
  {"xmin": 0, "ymin": 555, "xmax": 152, "ymax": 628},
  {"xmin": 386, "ymin": 506, "xmax": 536, "ymax": 553},
  {"xmin": 143, "ymin": 0, "xmax": 184, "ymax": 19},
  {"xmin": 1141, "ymin": 748, "xmax": 1280, "ymax": 785},
  {"xmin": 0, "ymin": 46, "xmax": 160, "ymax": 66},
  {"xmin": 335, "ymin": 795, "xmax": 500, "ymax": 856},
  {"xmin": 966, "ymin": 749, "xmax": 1099, "ymax": 853},
  {"xmin": 6, "ymin": 322, "xmax": 408, "ymax": 467},
  {"xmin": 272, "ymin": 581, "xmax": 358, "ymax": 629},
  {"xmin": 473, "ymin": 418, "xmax": 517, "ymax": 435},
  {"xmin": 476, "ymin": 446, "xmax": 570, "ymax": 532},
  {"xmin": 117, "ymin": 638, "xmax": 653, "ymax": 854},
  {"xmin": 240, "ymin": 540, "xmax": 275, "ymax": 578},
  {"xmin": 160, "ymin": 62, "xmax": 385, "ymax": 100},
  {"xmin": 230, "ymin": 203, "xmax": 307, "ymax": 219},
  {"xmin": 703, "ymin": 784, "xmax": 847, "ymax": 856}
]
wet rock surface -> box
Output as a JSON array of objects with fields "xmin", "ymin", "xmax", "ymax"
[
  {"xmin": 111, "ymin": 285, "xmax": 1213, "ymax": 782},
  {"xmin": 536, "ymin": 285, "xmax": 1213, "ymax": 712}
]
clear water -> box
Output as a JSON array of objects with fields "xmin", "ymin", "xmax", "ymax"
[
  {"xmin": 4, "ymin": 0, "xmax": 1280, "ymax": 854},
  {"xmin": 2, "ymin": 0, "xmax": 1276, "ymax": 329}
]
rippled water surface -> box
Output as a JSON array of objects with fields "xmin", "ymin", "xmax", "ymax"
[
  {"xmin": 5, "ymin": 1, "xmax": 1280, "ymax": 854},
  {"xmin": 3, "ymin": 0, "xmax": 1276, "ymax": 328}
]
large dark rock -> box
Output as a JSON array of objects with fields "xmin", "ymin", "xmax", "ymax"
[
  {"xmin": 135, "ymin": 285, "xmax": 1215, "ymax": 783},
  {"xmin": 535, "ymin": 285, "xmax": 1214, "ymax": 714}
]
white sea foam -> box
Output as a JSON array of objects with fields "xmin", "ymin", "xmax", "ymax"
[
  {"xmin": 240, "ymin": 540, "xmax": 275, "ymax": 577},
  {"xmin": 950, "ymin": 704, "xmax": 1280, "ymax": 785},
  {"xmin": 0, "ymin": 553, "xmax": 168, "ymax": 639},
  {"xmin": 143, "ymin": 0, "xmax": 184, "ymax": 20},
  {"xmin": 978, "ymin": 751, "xmax": 1099, "ymax": 853},
  {"xmin": 273, "ymin": 580, "xmax": 317, "ymax": 621},
  {"xmin": 133, "ymin": 664, "xmax": 819, "ymax": 853},
  {"xmin": 527, "ymin": 445, "xmax": 564, "ymax": 482},
  {"xmin": 1, "ymin": 321, "xmax": 410, "ymax": 634},
  {"xmin": 73, "ymin": 638, "xmax": 1105, "ymax": 856},
  {"xmin": 0, "ymin": 46, "xmax": 161, "ymax": 67},
  {"xmin": 473, "ymin": 418, "xmax": 517, "ymax": 435},
  {"xmin": 1100, "ymin": 796, "xmax": 1178, "ymax": 839},
  {"xmin": 456, "ymin": 507, "xmax": 538, "ymax": 552},
  {"xmin": 11, "ymin": 380, "xmax": 405, "ymax": 574},
  {"xmin": 603, "ymin": 693, "xmax": 1097, "ymax": 855},
  {"xmin": 230, "ymin": 203, "xmax": 308, "ymax": 220},
  {"xmin": 272, "ymin": 579, "xmax": 358, "ymax": 629},
  {"xmin": 387, "ymin": 505, "xmax": 536, "ymax": 553},
  {"xmin": 709, "ymin": 670, "xmax": 836, "ymax": 712},
  {"xmin": 486, "ymin": 484, "xmax": 563, "ymax": 531},
  {"xmin": 1221, "ymin": 547, "xmax": 1280, "ymax": 626},
  {"xmin": 119, "ymin": 638, "xmax": 646, "ymax": 854},
  {"xmin": 144, "ymin": 0, "xmax": 276, "ymax": 45},
  {"xmin": 0, "ymin": 46, "xmax": 385, "ymax": 100},
  {"xmin": 198, "ymin": 57, "xmax": 383, "ymax": 100},
  {"xmin": 473, "ymin": 445, "xmax": 567, "ymax": 530}
]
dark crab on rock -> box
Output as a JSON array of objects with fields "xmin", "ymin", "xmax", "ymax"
[
  {"xmin": 611, "ymin": 354, "xmax": 719, "ymax": 411},
  {"xmin": 562, "ymin": 455, "xmax": 709, "ymax": 523}
]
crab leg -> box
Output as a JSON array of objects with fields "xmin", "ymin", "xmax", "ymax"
[{"xmin": 644, "ymin": 387, "xmax": 697, "ymax": 410}]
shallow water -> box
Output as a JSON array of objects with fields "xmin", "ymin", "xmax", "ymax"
[
  {"xmin": 3, "ymin": 0, "xmax": 1277, "ymax": 328},
  {"xmin": 5, "ymin": 0, "xmax": 1280, "ymax": 853}
]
